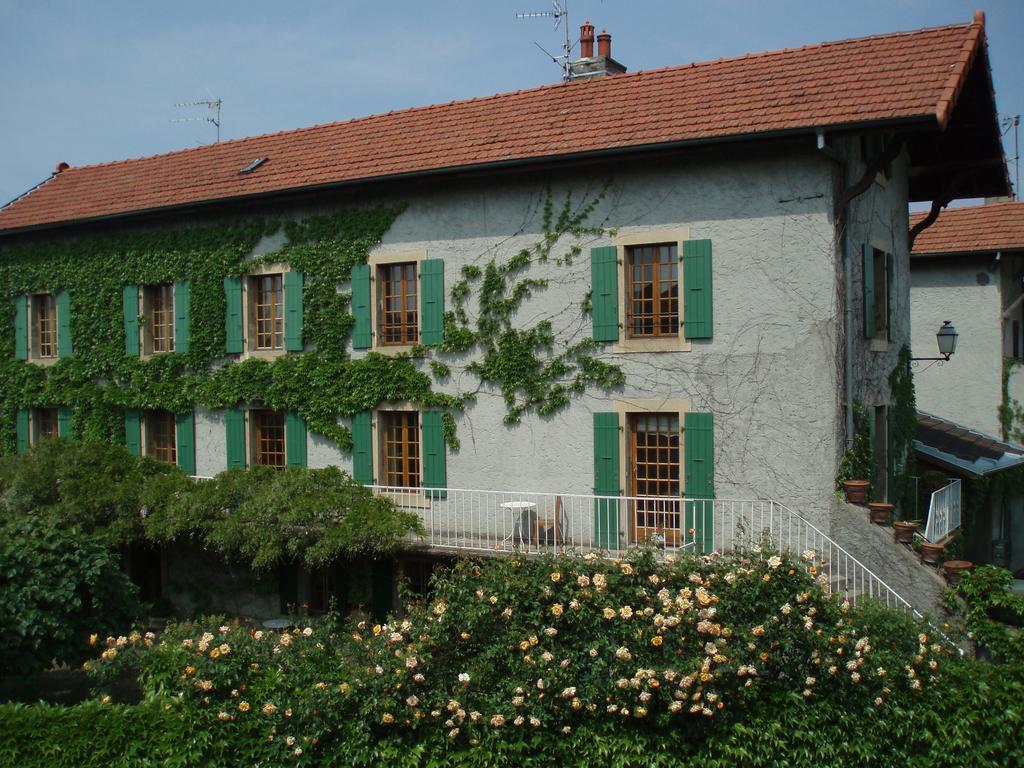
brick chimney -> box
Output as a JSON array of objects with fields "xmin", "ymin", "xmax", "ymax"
[
  {"xmin": 569, "ymin": 23, "xmax": 626, "ymax": 80},
  {"xmin": 580, "ymin": 21, "xmax": 594, "ymax": 58}
]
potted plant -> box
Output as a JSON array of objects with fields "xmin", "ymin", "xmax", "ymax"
[
  {"xmin": 867, "ymin": 501, "xmax": 893, "ymax": 525},
  {"xmin": 942, "ymin": 560, "xmax": 973, "ymax": 586},
  {"xmin": 842, "ymin": 479, "xmax": 870, "ymax": 504},
  {"xmin": 918, "ymin": 540, "xmax": 944, "ymax": 565},
  {"xmin": 892, "ymin": 519, "xmax": 920, "ymax": 544},
  {"xmin": 837, "ymin": 405, "xmax": 873, "ymax": 505}
]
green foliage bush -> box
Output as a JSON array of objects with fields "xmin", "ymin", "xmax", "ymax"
[
  {"xmin": 0, "ymin": 517, "xmax": 142, "ymax": 674},
  {"xmin": 955, "ymin": 565, "xmax": 1024, "ymax": 663},
  {"xmin": 2, "ymin": 548, "xmax": 1022, "ymax": 765},
  {"xmin": 0, "ymin": 439, "xmax": 421, "ymax": 572}
]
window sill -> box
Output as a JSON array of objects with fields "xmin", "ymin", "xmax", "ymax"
[
  {"xmin": 372, "ymin": 342, "xmax": 419, "ymax": 357},
  {"xmin": 27, "ymin": 355, "xmax": 60, "ymax": 367},
  {"xmin": 243, "ymin": 347, "xmax": 288, "ymax": 361},
  {"xmin": 613, "ymin": 336, "xmax": 691, "ymax": 354},
  {"xmin": 868, "ymin": 338, "xmax": 890, "ymax": 353}
]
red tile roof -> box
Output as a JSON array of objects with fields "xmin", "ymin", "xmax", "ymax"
[
  {"xmin": 910, "ymin": 201, "xmax": 1024, "ymax": 256},
  {"xmin": 0, "ymin": 16, "xmax": 989, "ymax": 233}
]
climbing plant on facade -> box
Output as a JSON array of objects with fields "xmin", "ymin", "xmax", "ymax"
[{"xmin": 0, "ymin": 186, "xmax": 624, "ymax": 455}]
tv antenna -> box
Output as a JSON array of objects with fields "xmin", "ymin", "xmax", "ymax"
[
  {"xmin": 171, "ymin": 96, "xmax": 222, "ymax": 143},
  {"xmin": 516, "ymin": 0, "xmax": 574, "ymax": 81},
  {"xmin": 1002, "ymin": 114, "xmax": 1020, "ymax": 200}
]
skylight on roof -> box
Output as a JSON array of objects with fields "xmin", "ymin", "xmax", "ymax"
[{"xmin": 239, "ymin": 158, "xmax": 267, "ymax": 174}]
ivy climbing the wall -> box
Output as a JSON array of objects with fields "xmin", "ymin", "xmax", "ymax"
[
  {"xmin": 888, "ymin": 345, "xmax": 918, "ymax": 517},
  {"xmin": 1, "ymin": 187, "xmax": 624, "ymax": 455},
  {"xmin": 441, "ymin": 187, "xmax": 624, "ymax": 423}
]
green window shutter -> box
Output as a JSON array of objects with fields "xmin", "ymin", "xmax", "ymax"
[
  {"xmin": 863, "ymin": 244, "xmax": 875, "ymax": 339},
  {"xmin": 224, "ymin": 276, "xmax": 244, "ymax": 354},
  {"xmin": 593, "ymin": 412, "xmax": 620, "ymax": 549},
  {"xmin": 124, "ymin": 409, "xmax": 141, "ymax": 456},
  {"xmin": 14, "ymin": 295, "xmax": 27, "ymax": 360},
  {"xmin": 352, "ymin": 410, "xmax": 373, "ymax": 484},
  {"xmin": 176, "ymin": 411, "xmax": 196, "ymax": 475},
  {"xmin": 123, "ymin": 285, "xmax": 139, "ymax": 355},
  {"xmin": 284, "ymin": 271, "xmax": 304, "ymax": 352},
  {"xmin": 419, "ymin": 259, "xmax": 445, "ymax": 345},
  {"xmin": 174, "ymin": 280, "xmax": 191, "ymax": 354},
  {"xmin": 421, "ymin": 410, "xmax": 447, "ymax": 498},
  {"xmin": 16, "ymin": 409, "xmax": 29, "ymax": 453},
  {"xmin": 58, "ymin": 407, "xmax": 72, "ymax": 439},
  {"xmin": 285, "ymin": 411, "xmax": 307, "ymax": 467},
  {"xmin": 351, "ymin": 264, "xmax": 372, "ymax": 349},
  {"xmin": 885, "ymin": 253, "xmax": 894, "ymax": 343},
  {"xmin": 225, "ymin": 409, "xmax": 246, "ymax": 469},
  {"xmin": 590, "ymin": 246, "xmax": 619, "ymax": 342},
  {"xmin": 56, "ymin": 290, "xmax": 72, "ymax": 358},
  {"xmin": 683, "ymin": 239, "xmax": 713, "ymax": 340},
  {"xmin": 684, "ymin": 412, "xmax": 715, "ymax": 554}
]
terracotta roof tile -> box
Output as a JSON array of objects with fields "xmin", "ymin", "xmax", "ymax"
[
  {"xmin": 910, "ymin": 201, "xmax": 1024, "ymax": 256},
  {"xmin": 0, "ymin": 17, "xmax": 986, "ymax": 233}
]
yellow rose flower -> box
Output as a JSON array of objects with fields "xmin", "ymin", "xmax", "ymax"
[{"xmin": 238, "ymin": 701, "xmax": 250, "ymax": 712}]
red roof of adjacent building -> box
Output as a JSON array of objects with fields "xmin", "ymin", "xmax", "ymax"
[
  {"xmin": 910, "ymin": 201, "xmax": 1024, "ymax": 256},
  {"xmin": 0, "ymin": 15, "xmax": 994, "ymax": 233}
]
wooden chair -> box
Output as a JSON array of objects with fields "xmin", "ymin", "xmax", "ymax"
[{"xmin": 533, "ymin": 496, "xmax": 565, "ymax": 551}]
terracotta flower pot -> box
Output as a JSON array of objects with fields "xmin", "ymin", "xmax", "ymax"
[
  {"xmin": 919, "ymin": 541, "xmax": 944, "ymax": 565},
  {"xmin": 868, "ymin": 502, "xmax": 894, "ymax": 525},
  {"xmin": 842, "ymin": 480, "xmax": 870, "ymax": 505},
  {"xmin": 943, "ymin": 560, "xmax": 973, "ymax": 586},
  {"xmin": 893, "ymin": 520, "xmax": 919, "ymax": 544}
]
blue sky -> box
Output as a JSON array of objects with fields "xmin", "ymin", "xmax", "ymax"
[{"xmin": 1, "ymin": 1, "xmax": 1022, "ymax": 207}]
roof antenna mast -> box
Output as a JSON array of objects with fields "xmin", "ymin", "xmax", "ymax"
[
  {"xmin": 1001, "ymin": 114, "xmax": 1020, "ymax": 200},
  {"xmin": 516, "ymin": 0, "xmax": 573, "ymax": 81},
  {"xmin": 171, "ymin": 96, "xmax": 222, "ymax": 143}
]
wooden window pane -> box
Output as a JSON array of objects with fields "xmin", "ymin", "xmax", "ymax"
[
  {"xmin": 148, "ymin": 284, "xmax": 175, "ymax": 353},
  {"xmin": 626, "ymin": 244, "xmax": 678, "ymax": 338},
  {"xmin": 630, "ymin": 413, "xmax": 681, "ymax": 540},
  {"xmin": 254, "ymin": 275, "xmax": 284, "ymax": 350},
  {"xmin": 33, "ymin": 294, "xmax": 57, "ymax": 358},
  {"xmin": 146, "ymin": 410, "xmax": 177, "ymax": 464},
  {"xmin": 254, "ymin": 410, "xmax": 286, "ymax": 468},
  {"xmin": 35, "ymin": 408, "xmax": 59, "ymax": 441},
  {"xmin": 381, "ymin": 411, "xmax": 420, "ymax": 487},
  {"xmin": 379, "ymin": 263, "xmax": 418, "ymax": 345}
]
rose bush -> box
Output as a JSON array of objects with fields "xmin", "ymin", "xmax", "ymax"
[{"xmin": 86, "ymin": 547, "xmax": 957, "ymax": 761}]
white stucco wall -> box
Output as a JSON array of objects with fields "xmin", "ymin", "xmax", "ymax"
[
  {"xmin": 191, "ymin": 151, "xmax": 853, "ymax": 533},
  {"xmin": 909, "ymin": 256, "xmax": 1002, "ymax": 435}
]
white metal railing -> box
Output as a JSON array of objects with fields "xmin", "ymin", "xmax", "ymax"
[
  {"xmin": 370, "ymin": 485, "xmax": 923, "ymax": 619},
  {"xmin": 922, "ymin": 479, "xmax": 962, "ymax": 543}
]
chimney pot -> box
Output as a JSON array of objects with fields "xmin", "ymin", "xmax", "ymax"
[
  {"xmin": 55, "ymin": 161, "xmax": 70, "ymax": 174},
  {"xmin": 580, "ymin": 21, "xmax": 595, "ymax": 58},
  {"xmin": 597, "ymin": 29, "xmax": 611, "ymax": 58}
]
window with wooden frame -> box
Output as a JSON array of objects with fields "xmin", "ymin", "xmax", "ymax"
[
  {"xmin": 252, "ymin": 409, "xmax": 286, "ymax": 468},
  {"xmin": 32, "ymin": 293, "xmax": 58, "ymax": 359},
  {"xmin": 252, "ymin": 274, "xmax": 284, "ymax": 351},
  {"xmin": 378, "ymin": 262, "xmax": 418, "ymax": 346},
  {"xmin": 629, "ymin": 413, "xmax": 681, "ymax": 543},
  {"xmin": 625, "ymin": 244, "xmax": 678, "ymax": 338},
  {"xmin": 145, "ymin": 410, "xmax": 177, "ymax": 464},
  {"xmin": 380, "ymin": 411, "xmax": 420, "ymax": 488},
  {"xmin": 144, "ymin": 283, "xmax": 175, "ymax": 354},
  {"xmin": 34, "ymin": 407, "xmax": 59, "ymax": 442}
]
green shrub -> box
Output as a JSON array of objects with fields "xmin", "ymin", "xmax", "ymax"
[
  {"xmin": 0, "ymin": 517, "xmax": 142, "ymax": 674},
  {"xmin": 4, "ymin": 549, "xmax": 1023, "ymax": 766},
  {"xmin": 0, "ymin": 439, "xmax": 420, "ymax": 571},
  {"xmin": 86, "ymin": 548, "xmax": 957, "ymax": 761},
  {"xmin": 955, "ymin": 565, "xmax": 1024, "ymax": 663}
]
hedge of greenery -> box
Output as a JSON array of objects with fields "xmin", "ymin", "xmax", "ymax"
[
  {"xmin": 2, "ymin": 549, "xmax": 1021, "ymax": 766},
  {"xmin": 0, "ymin": 439, "xmax": 421, "ymax": 571},
  {"xmin": 0, "ymin": 517, "xmax": 141, "ymax": 674}
]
